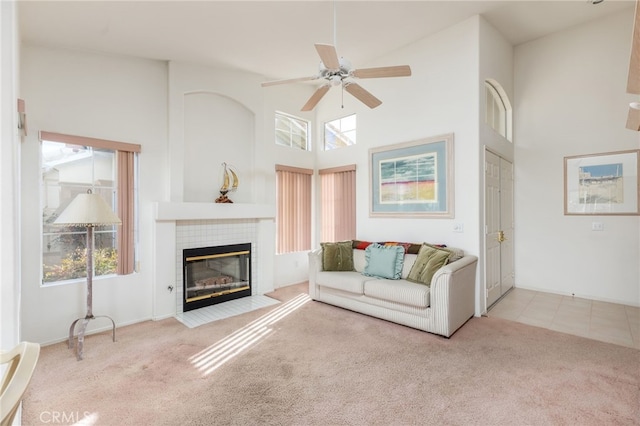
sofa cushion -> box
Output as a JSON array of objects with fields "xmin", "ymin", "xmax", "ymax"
[
  {"xmin": 401, "ymin": 253, "xmax": 418, "ymax": 279},
  {"xmin": 364, "ymin": 279, "xmax": 431, "ymax": 308},
  {"xmin": 321, "ymin": 241, "xmax": 354, "ymax": 271},
  {"xmin": 433, "ymin": 244, "xmax": 464, "ymax": 263},
  {"xmin": 407, "ymin": 243, "xmax": 452, "ymax": 285},
  {"xmin": 316, "ymin": 271, "xmax": 366, "ymax": 294},
  {"xmin": 353, "ymin": 249, "xmax": 367, "ymax": 273},
  {"xmin": 363, "ymin": 243, "xmax": 405, "ymax": 280}
]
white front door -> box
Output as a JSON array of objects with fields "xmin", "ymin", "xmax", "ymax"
[
  {"xmin": 485, "ymin": 150, "xmax": 514, "ymax": 308},
  {"xmin": 499, "ymin": 157, "xmax": 515, "ymax": 297}
]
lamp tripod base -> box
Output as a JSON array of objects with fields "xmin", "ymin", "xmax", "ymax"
[{"xmin": 68, "ymin": 314, "xmax": 116, "ymax": 360}]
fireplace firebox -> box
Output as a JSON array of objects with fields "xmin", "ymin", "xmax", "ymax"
[{"xmin": 183, "ymin": 243, "xmax": 251, "ymax": 312}]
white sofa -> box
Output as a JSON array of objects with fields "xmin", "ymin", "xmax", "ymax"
[{"xmin": 308, "ymin": 244, "xmax": 478, "ymax": 338}]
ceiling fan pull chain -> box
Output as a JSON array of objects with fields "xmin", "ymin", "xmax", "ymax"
[{"xmin": 341, "ymin": 83, "xmax": 344, "ymax": 109}]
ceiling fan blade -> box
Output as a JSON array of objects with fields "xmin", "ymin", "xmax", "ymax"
[
  {"xmin": 315, "ymin": 43, "xmax": 340, "ymax": 69},
  {"xmin": 626, "ymin": 106, "xmax": 640, "ymax": 131},
  {"xmin": 344, "ymin": 83, "xmax": 382, "ymax": 109},
  {"xmin": 301, "ymin": 85, "xmax": 331, "ymax": 111},
  {"xmin": 261, "ymin": 76, "xmax": 317, "ymax": 87},
  {"xmin": 352, "ymin": 65, "xmax": 412, "ymax": 79},
  {"xmin": 627, "ymin": 0, "xmax": 639, "ymax": 94}
]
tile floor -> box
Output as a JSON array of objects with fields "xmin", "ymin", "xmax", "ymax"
[{"xmin": 488, "ymin": 288, "xmax": 640, "ymax": 350}]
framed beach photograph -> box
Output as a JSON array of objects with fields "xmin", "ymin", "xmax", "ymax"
[
  {"xmin": 369, "ymin": 133, "xmax": 454, "ymax": 218},
  {"xmin": 564, "ymin": 149, "xmax": 640, "ymax": 215}
]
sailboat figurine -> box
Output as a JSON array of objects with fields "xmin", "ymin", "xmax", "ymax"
[{"xmin": 215, "ymin": 162, "xmax": 238, "ymax": 203}]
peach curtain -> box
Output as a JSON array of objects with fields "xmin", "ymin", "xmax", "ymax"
[
  {"xmin": 276, "ymin": 165, "xmax": 313, "ymax": 254},
  {"xmin": 117, "ymin": 151, "xmax": 135, "ymax": 275},
  {"xmin": 319, "ymin": 165, "xmax": 356, "ymax": 242}
]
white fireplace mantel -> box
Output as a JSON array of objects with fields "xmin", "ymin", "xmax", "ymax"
[
  {"xmin": 154, "ymin": 202, "xmax": 276, "ymax": 221},
  {"xmin": 152, "ymin": 201, "xmax": 276, "ymax": 320}
]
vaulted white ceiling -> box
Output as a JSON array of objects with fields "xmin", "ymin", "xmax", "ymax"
[{"xmin": 18, "ymin": 1, "xmax": 635, "ymax": 82}]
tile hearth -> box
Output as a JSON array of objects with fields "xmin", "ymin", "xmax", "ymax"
[{"xmin": 175, "ymin": 295, "xmax": 280, "ymax": 328}]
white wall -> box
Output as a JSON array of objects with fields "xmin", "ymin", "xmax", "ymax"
[
  {"xmin": 478, "ymin": 16, "xmax": 514, "ymax": 159},
  {"xmin": 271, "ymin": 18, "xmax": 488, "ymax": 288},
  {"xmin": 1, "ymin": 0, "xmax": 21, "ymax": 350},
  {"xmin": 20, "ymin": 45, "xmax": 168, "ymax": 344},
  {"xmin": 167, "ymin": 62, "xmax": 314, "ymax": 291},
  {"xmin": 263, "ymin": 80, "xmax": 316, "ymax": 287},
  {"xmin": 18, "ymin": 48, "xmax": 314, "ymax": 343},
  {"xmin": 315, "ymin": 16, "xmax": 482, "ymax": 256},
  {"xmin": 167, "ymin": 62, "xmax": 266, "ymax": 204},
  {"xmin": 183, "ymin": 92, "xmax": 253, "ymax": 203},
  {"xmin": 514, "ymin": 9, "xmax": 639, "ymax": 306},
  {"xmin": 15, "ymin": 9, "xmax": 638, "ymax": 347},
  {"xmin": 478, "ymin": 16, "xmax": 515, "ymax": 314}
]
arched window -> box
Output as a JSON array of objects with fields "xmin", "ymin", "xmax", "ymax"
[{"xmin": 485, "ymin": 79, "xmax": 512, "ymax": 142}]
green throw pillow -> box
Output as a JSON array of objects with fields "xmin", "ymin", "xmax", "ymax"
[
  {"xmin": 422, "ymin": 243, "xmax": 464, "ymax": 262},
  {"xmin": 407, "ymin": 244, "xmax": 452, "ymax": 286},
  {"xmin": 321, "ymin": 241, "xmax": 354, "ymax": 271},
  {"xmin": 363, "ymin": 243, "xmax": 405, "ymax": 280}
]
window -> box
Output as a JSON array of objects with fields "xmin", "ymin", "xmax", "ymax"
[
  {"xmin": 275, "ymin": 165, "xmax": 312, "ymax": 254},
  {"xmin": 324, "ymin": 114, "xmax": 356, "ymax": 151},
  {"xmin": 320, "ymin": 165, "xmax": 356, "ymax": 242},
  {"xmin": 275, "ymin": 111, "xmax": 310, "ymax": 151},
  {"xmin": 40, "ymin": 131, "xmax": 140, "ymax": 284},
  {"xmin": 484, "ymin": 79, "xmax": 512, "ymax": 142}
]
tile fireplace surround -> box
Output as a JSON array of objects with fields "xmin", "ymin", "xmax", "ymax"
[{"xmin": 153, "ymin": 202, "xmax": 276, "ymax": 319}]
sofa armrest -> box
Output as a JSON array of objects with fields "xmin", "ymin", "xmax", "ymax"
[
  {"xmin": 308, "ymin": 248, "xmax": 323, "ymax": 299},
  {"xmin": 429, "ymin": 255, "xmax": 478, "ymax": 337}
]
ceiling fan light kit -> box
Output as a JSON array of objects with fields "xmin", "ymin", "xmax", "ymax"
[{"xmin": 262, "ymin": 42, "xmax": 411, "ymax": 111}]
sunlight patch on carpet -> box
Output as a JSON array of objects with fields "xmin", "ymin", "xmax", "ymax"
[
  {"xmin": 175, "ymin": 295, "xmax": 281, "ymax": 328},
  {"xmin": 189, "ymin": 293, "xmax": 311, "ymax": 376}
]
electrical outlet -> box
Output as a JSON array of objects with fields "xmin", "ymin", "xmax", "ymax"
[
  {"xmin": 453, "ymin": 223, "xmax": 464, "ymax": 233},
  {"xmin": 592, "ymin": 222, "xmax": 604, "ymax": 231}
]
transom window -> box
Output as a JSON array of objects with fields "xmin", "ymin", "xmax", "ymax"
[
  {"xmin": 324, "ymin": 114, "xmax": 356, "ymax": 151},
  {"xmin": 484, "ymin": 79, "xmax": 512, "ymax": 142},
  {"xmin": 275, "ymin": 111, "xmax": 310, "ymax": 151}
]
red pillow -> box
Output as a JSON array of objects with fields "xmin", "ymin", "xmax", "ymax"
[{"xmin": 352, "ymin": 240, "xmax": 373, "ymax": 250}]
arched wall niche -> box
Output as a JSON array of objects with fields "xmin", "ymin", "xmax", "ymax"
[{"xmin": 183, "ymin": 91, "xmax": 254, "ymax": 203}]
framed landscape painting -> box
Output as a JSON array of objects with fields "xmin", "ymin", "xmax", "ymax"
[
  {"xmin": 369, "ymin": 133, "xmax": 454, "ymax": 218},
  {"xmin": 564, "ymin": 149, "xmax": 640, "ymax": 215}
]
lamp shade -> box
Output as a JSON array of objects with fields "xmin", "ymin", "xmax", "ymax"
[{"xmin": 54, "ymin": 192, "xmax": 122, "ymax": 226}]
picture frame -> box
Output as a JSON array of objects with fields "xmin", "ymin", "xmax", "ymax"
[
  {"xmin": 564, "ymin": 149, "xmax": 640, "ymax": 216},
  {"xmin": 369, "ymin": 133, "xmax": 454, "ymax": 218}
]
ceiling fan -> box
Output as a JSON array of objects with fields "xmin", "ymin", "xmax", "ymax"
[{"xmin": 261, "ymin": 43, "xmax": 412, "ymax": 111}]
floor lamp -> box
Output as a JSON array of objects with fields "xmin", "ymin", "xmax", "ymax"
[{"xmin": 54, "ymin": 190, "xmax": 121, "ymax": 360}]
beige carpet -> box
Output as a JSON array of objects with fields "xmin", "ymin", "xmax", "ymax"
[{"xmin": 23, "ymin": 283, "xmax": 639, "ymax": 425}]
